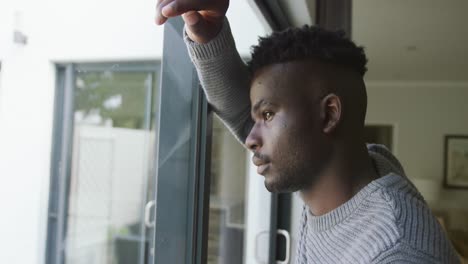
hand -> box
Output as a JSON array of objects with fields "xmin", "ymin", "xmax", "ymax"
[{"xmin": 155, "ymin": 0, "xmax": 230, "ymax": 43}]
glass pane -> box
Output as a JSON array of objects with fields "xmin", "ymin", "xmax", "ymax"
[
  {"xmin": 65, "ymin": 68, "xmax": 158, "ymax": 264},
  {"xmin": 153, "ymin": 16, "xmax": 213, "ymax": 263},
  {"xmin": 205, "ymin": 2, "xmax": 274, "ymax": 262},
  {"xmin": 207, "ymin": 116, "xmax": 248, "ymax": 264}
]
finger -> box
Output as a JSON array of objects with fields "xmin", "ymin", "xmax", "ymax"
[
  {"xmin": 184, "ymin": 12, "xmax": 213, "ymax": 38},
  {"xmin": 161, "ymin": 0, "xmax": 201, "ymax": 18},
  {"xmin": 155, "ymin": 0, "xmax": 172, "ymax": 25},
  {"xmin": 155, "ymin": 0, "xmax": 173, "ymax": 25},
  {"xmin": 182, "ymin": 11, "xmax": 201, "ymax": 26}
]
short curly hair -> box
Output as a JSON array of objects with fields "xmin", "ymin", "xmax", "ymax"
[{"xmin": 247, "ymin": 25, "xmax": 368, "ymax": 77}]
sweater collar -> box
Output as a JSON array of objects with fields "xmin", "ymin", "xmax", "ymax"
[
  {"xmin": 305, "ymin": 146, "xmax": 408, "ymax": 232},
  {"xmin": 305, "ymin": 172, "xmax": 404, "ymax": 232}
]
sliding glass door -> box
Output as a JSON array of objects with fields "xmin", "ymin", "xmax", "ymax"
[
  {"xmin": 47, "ymin": 62, "xmax": 160, "ymax": 264},
  {"xmin": 153, "ymin": 17, "xmax": 277, "ymax": 264}
]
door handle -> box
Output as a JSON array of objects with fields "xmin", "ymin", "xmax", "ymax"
[
  {"xmin": 276, "ymin": 229, "xmax": 291, "ymax": 264},
  {"xmin": 255, "ymin": 229, "xmax": 291, "ymax": 264},
  {"xmin": 144, "ymin": 200, "xmax": 156, "ymax": 228}
]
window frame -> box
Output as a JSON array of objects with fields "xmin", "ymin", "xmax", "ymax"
[{"xmin": 152, "ymin": 17, "xmax": 212, "ymax": 264}]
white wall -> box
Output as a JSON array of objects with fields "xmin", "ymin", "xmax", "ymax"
[
  {"xmin": 366, "ymin": 81, "xmax": 468, "ymax": 211},
  {"xmin": 0, "ymin": 0, "xmax": 265, "ymax": 263}
]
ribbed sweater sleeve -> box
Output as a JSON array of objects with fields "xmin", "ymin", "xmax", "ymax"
[{"xmin": 183, "ymin": 18, "xmax": 253, "ymax": 143}]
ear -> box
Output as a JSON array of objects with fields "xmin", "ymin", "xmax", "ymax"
[{"xmin": 319, "ymin": 94, "xmax": 342, "ymax": 134}]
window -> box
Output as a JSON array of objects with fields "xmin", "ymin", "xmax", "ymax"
[
  {"xmin": 47, "ymin": 62, "xmax": 160, "ymax": 264},
  {"xmin": 207, "ymin": 116, "xmax": 248, "ymax": 263}
]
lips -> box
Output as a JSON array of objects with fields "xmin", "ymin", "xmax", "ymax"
[
  {"xmin": 257, "ymin": 164, "xmax": 269, "ymax": 175},
  {"xmin": 252, "ymin": 156, "xmax": 267, "ymax": 167},
  {"xmin": 252, "ymin": 155, "xmax": 270, "ymax": 175}
]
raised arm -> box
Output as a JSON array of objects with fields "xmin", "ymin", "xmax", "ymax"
[
  {"xmin": 184, "ymin": 19, "xmax": 253, "ymax": 143},
  {"xmin": 156, "ymin": 0, "xmax": 253, "ymax": 143}
]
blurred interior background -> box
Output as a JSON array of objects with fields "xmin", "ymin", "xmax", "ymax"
[{"xmin": 0, "ymin": 0, "xmax": 467, "ymax": 263}]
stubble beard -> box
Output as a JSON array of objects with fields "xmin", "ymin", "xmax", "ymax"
[{"xmin": 264, "ymin": 163, "xmax": 314, "ymax": 193}]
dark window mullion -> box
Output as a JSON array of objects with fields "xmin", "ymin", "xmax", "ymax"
[
  {"xmin": 193, "ymin": 89, "xmax": 212, "ymax": 264},
  {"xmin": 153, "ymin": 17, "xmax": 211, "ymax": 264}
]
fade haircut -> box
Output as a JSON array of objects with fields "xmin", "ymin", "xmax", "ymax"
[{"xmin": 247, "ymin": 25, "xmax": 368, "ymax": 77}]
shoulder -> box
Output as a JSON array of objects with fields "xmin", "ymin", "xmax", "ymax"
[
  {"xmin": 371, "ymin": 241, "xmax": 460, "ymax": 264},
  {"xmin": 372, "ymin": 177, "xmax": 460, "ymax": 263}
]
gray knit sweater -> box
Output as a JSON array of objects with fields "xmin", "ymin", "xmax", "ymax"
[{"xmin": 183, "ymin": 18, "xmax": 460, "ymax": 264}]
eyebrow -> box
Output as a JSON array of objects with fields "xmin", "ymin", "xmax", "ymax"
[{"xmin": 252, "ymin": 99, "xmax": 276, "ymax": 114}]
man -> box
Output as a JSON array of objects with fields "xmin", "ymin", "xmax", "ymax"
[{"xmin": 155, "ymin": 1, "xmax": 459, "ymax": 263}]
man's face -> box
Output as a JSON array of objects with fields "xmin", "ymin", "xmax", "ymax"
[{"xmin": 246, "ymin": 61, "xmax": 332, "ymax": 193}]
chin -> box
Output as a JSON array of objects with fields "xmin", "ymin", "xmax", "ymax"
[
  {"xmin": 264, "ymin": 181, "xmax": 276, "ymax": 193},
  {"xmin": 264, "ymin": 175, "xmax": 301, "ymax": 193}
]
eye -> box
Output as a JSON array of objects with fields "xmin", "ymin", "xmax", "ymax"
[{"xmin": 262, "ymin": 111, "xmax": 274, "ymax": 122}]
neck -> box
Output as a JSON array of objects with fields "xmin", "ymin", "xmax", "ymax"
[{"xmin": 300, "ymin": 142, "xmax": 378, "ymax": 216}]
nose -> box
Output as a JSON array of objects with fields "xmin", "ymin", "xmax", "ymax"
[{"xmin": 245, "ymin": 123, "xmax": 262, "ymax": 151}]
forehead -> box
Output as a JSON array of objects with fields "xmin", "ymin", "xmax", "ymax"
[{"xmin": 250, "ymin": 61, "xmax": 326, "ymax": 103}]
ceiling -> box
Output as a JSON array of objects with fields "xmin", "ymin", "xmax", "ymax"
[
  {"xmin": 353, "ymin": 0, "xmax": 468, "ymax": 82},
  {"xmin": 272, "ymin": 0, "xmax": 468, "ymax": 82}
]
